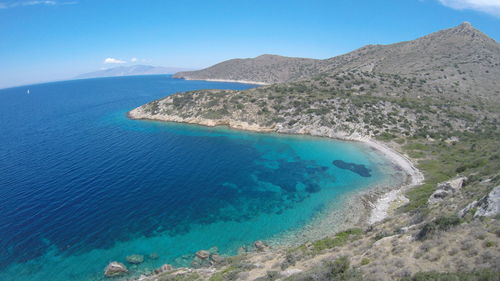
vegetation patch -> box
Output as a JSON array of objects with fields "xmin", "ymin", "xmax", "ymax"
[{"xmin": 416, "ymin": 215, "xmax": 462, "ymax": 241}]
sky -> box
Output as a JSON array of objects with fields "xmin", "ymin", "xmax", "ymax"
[{"xmin": 0, "ymin": 0, "xmax": 499, "ymax": 89}]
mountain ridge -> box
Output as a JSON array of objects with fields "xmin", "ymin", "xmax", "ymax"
[
  {"xmin": 174, "ymin": 22, "xmax": 499, "ymax": 100},
  {"xmin": 76, "ymin": 65, "xmax": 193, "ymax": 79}
]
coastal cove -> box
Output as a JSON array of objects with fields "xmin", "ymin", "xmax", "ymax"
[{"xmin": 0, "ymin": 75, "xmax": 409, "ymax": 281}]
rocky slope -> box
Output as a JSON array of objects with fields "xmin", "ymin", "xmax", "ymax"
[
  {"xmin": 174, "ymin": 23, "xmax": 499, "ymax": 101},
  {"xmin": 174, "ymin": 54, "xmax": 320, "ymax": 84},
  {"xmin": 126, "ymin": 23, "xmax": 500, "ymax": 281}
]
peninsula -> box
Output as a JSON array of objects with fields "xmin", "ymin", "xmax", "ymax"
[{"xmin": 128, "ymin": 23, "xmax": 499, "ymax": 281}]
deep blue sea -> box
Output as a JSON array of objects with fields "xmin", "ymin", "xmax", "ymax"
[{"xmin": 0, "ymin": 75, "xmax": 404, "ymax": 281}]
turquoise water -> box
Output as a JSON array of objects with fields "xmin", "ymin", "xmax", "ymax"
[{"xmin": 0, "ymin": 75, "xmax": 405, "ymax": 280}]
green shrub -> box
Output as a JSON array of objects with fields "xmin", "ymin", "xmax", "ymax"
[
  {"xmin": 311, "ymin": 228, "xmax": 363, "ymax": 252},
  {"xmin": 416, "ymin": 216, "xmax": 462, "ymax": 241}
]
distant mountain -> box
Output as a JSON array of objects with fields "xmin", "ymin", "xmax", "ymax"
[
  {"xmin": 76, "ymin": 65, "xmax": 193, "ymax": 79},
  {"xmin": 173, "ymin": 54, "xmax": 320, "ymax": 84}
]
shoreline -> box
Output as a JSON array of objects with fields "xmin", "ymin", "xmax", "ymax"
[
  {"xmin": 128, "ymin": 111, "xmax": 424, "ymax": 227},
  {"xmin": 174, "ymin": 76, "xmax": 270, "ymax": 85}
]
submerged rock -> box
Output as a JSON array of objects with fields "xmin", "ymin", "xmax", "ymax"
[
  {"xmin": 195, "ymin": 250, "xmax": 210, "ymax": 259},
  {"xmin": 104, "ymin": 261, "xmax": 128, "ymax": 277},
  {"xmin": 126, "ymin": 254, "xmax": 145, "ymax": 264},
  {"xmin": 332, "ymin": 160, "xmax": 371, "ymax": 177}
]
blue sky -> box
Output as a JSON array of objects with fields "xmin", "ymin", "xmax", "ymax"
[{"xmin": 0, "ymin": 0, "xmax": 499, "ymax": 88}]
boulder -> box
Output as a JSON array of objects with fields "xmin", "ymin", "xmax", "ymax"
[
  {"xmin": 104, "ymin": 261, "xmax": 128, "ymax": 277},
  {"xmin": 254, "ymin": 240, "xmax": 267, "ymax": 251},
  {"xmin": 126, "ymin": 254, "xmax": 145, "ymax": 264},
  {"xmin": 474, "ymin": 185, "xmax": 500, "ymax": 217},
  {"xmin": 428, "ymin": 177, "xmax": 467, "ymax": 204},
  {"xmin": 195, "ymin": 250, "xmax": 210, "ymax": 259}
]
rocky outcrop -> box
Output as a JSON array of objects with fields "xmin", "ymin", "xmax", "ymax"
[
  {"xmin": 474, "ymin": 185, "xmax": 500, "ymax": 217},
  {"xmin": 104, "ymin": 261, "xmax": 128, "ymax": 277},
  {"xmin": 428, "ymin": 177, "xmax": 467, "ymax": 204}
]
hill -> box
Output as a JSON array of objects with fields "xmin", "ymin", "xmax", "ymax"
[
  {"xmin": 174, "ymin": 22, "xmax": 499, "ymax": 101},
  {"xmin": 173, "ymin": 54, "xmax": 320, "ymax": 84},
  {"xmin": 76, "ymin": 65, "xmax": 193, "ymax": 79}
]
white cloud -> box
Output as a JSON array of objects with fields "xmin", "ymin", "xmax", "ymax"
[
  {"xmin": 103, "ymin": 57, "xmax": 126, "ymax": 64},
  {"xmin": 0, "ymin": 1, "xmax": 77, "ymax": 8},
  {"xmin": 131, "ymin": 57, "xmax": 138, "ymax": 63},
  {"xmin": 24, "ymin": 1, "xmax": 57, "ymax": 6},
  {"xmin": 438, "ymin": 0, "xmax": 500, "ymax": 17}
]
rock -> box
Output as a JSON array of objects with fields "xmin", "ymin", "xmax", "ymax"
[
  {"xmin": 474, "ymin": 185, "xmax": 500, "ymax": 217},
  {"xmin": 428, "ymin": 177, "xmax": 467, "ymax": 204},
  {"xmin": 439, "ymin": 177, "xmax": 467, "ymax": 192},
  {"xmin": 195, "ymin": 250, "xmax": 210, "ymax": 259},
  {"xmin": 254, "ymin": 240, "xmax": 267, "ymax": 251},
  {"xmin": 104, "ymin": 261, "xmax": 128, "ymax": 277},
  {"xmin": 126, "ymin": 254, "xmax": 145, "ymax": 264},
  {"xmin": 444, "ymin": 136, "xmax": 459, "ymax": 144}
]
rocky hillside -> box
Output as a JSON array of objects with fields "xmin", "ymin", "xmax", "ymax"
[
  {"xmin": 133, "ymin": 23, "xmax": 499, "ymax": 141},
  {"xmin": 173, "ymin": 54, "xmax": 320, "ymax": 84},
  {"xmin": 174, "ymin": 23, "xmax": 499, "ymax": 101},
  {"xmin": 127, "ymin": 23, "xmax": 500, "ymax": 281}
]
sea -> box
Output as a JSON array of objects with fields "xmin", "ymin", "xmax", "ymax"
[{"xmin": 0, "ymin": 75, "xmax": 405, "ymax": 281}]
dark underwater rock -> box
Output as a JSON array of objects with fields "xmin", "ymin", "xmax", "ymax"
[{"xmin": 332, "ymin": 160, "xmax": 372, "ymax": 177}]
